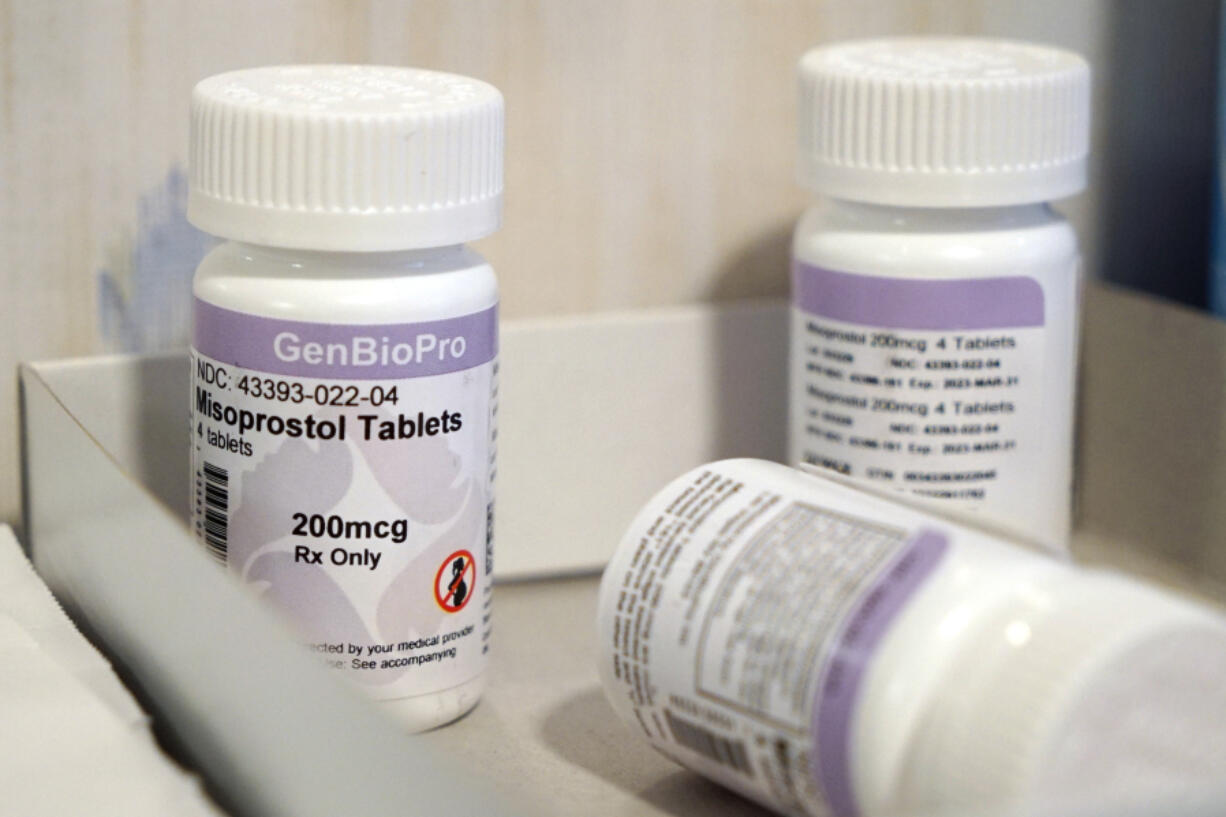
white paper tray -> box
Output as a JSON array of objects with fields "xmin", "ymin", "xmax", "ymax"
[{"xmin": 19, "ymin": 288, "xmax": 1226, "ymax": 816}]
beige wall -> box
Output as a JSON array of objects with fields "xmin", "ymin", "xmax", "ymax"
[{"xmin": 1, "ymin": 1, "xmax": 1111, "ymax": 525}]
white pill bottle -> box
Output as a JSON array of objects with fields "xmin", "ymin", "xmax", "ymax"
[
  {"xmin": 597, "ymin": 460, "xmax": 1226, "ymax": 817},
  {"xmin": 790, "ymin": 39, "xmax": 1090, "ymax": 551},
  {"xmin": 187, "ymin": 66, "xmax": 502, "ymax": 731}
]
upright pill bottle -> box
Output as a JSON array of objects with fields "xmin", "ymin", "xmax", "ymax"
[
  {"xmin": 597, "ymin": 459, "xmax": 1226, "ymax": 817},
  {"xmin": 790, "ymin": 39, "xmax": 1090, "ymax": 551},
  {"xmin": 187, "ymin": 65, "xmax": 502, "ymax": 731}
]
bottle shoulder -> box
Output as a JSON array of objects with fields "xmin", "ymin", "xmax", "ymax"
[
  {"xmin": 793, "ymin": 201, "xmax": 1078, "ymax": 279},
  {"xmin": 193, "ymin": 242, "xmax": 498, "ymax": 323}
]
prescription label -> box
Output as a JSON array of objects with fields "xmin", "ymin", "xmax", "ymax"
[
  {"xmin": 789, "ymin": 261, "xmax": 1082, "ymax": 549},
  {"xmin": 601, "ymin": 468, "xmax": 946, "ymax": 817},
  {"xmin": 190, "ymin": 298, "xmax": 497, "ymax": 699}
]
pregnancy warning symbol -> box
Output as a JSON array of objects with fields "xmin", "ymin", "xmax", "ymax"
[{"xmin": 434, "ymin": 550, "xmax": 476, "ymax": 613}]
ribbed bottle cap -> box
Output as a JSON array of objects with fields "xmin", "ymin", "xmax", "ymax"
[
  {"xmin": 797, "ymin": 38, "xmax": 1090, "ymax": 207},
  {"xmin": 189, "ymin": 65, "xmax": 504, "ymax": 251},
  {"xmin": 908, "ymin": 574, "xmax": 1226, "ymax": 811}
]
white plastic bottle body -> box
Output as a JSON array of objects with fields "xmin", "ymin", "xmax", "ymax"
[
  {"xmin": 789, "ymin": 200, "xmax": 1080, "ymax": 551},
  {"xmin": 191, "ymin": 242, "xmax": 498, "ymax": 731},
  {"xmin": 596, "ymin": 459, "xmax": 1226, "ymax": 817}
]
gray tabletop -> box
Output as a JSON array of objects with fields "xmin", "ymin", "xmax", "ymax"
[{"xmin": 419, "ymin": 575, "xmax": 770, "ymax": 816}]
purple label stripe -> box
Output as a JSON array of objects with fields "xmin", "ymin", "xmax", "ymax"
[
  {"xmin": 194, "ymin": 298, "xmax": 497, "ymax": 380},
  {"xmin": 793, "ymin": 262, "xmax": 1044, "ymax": 330},
  {"xmin": 811, "ymin": 530, "xmax": 949, "ymax": 817}
]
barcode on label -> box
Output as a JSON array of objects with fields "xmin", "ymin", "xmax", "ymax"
[
  {"xmin": 664, "ymin": 709, "xmax": 754, "ymax": 778},
  {"xmin": 484, "ymin": 501, "xmax": 495, "ymax": 575},
  {"xmin": 202, "ymin": 462, "xmax": 229, "ymax": 563}
]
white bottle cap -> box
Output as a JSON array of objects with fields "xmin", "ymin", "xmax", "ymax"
[
  {"xmin": 911, "ymin": 573, "xmax": 1226, "ymax": 809},
  {"xmin": 189, "ymin": 65, "xmax": 504, "ymax": 251},
  {"xmin": 797, "ymin": 38, "xmax": 1090, "ymax": 207}
]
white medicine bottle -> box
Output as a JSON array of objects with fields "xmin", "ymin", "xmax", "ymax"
[
  {"xmin": 187, "ymin": 65, "xmax": 502, "ymax": 731},
  {"xmin": 598, "ymin": 459, "xmax": 1226, "ymax": 817},
  {"xmin": 790, "ymin": 39, "xmax": 1090, "ymax": 551}
]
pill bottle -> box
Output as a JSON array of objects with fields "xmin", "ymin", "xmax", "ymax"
[
  {"xmin": 187, "ymin": 65, "xmax": 502, "ymax": 731},
  {"xmin": 597, "ymin": 459, "xmax": 1226, "ymax": 817},
  {"xmin": 790, "ymin": 39, "xmax": 1091, "ymax": 552}
]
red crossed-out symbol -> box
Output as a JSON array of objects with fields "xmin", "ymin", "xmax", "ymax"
[{"xmin": 434, "ymin": 550, "xmax": 476, "ymax": 613}]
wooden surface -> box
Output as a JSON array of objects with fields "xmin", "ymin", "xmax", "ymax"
[{"xmin": 1, "ymin": 1, "xmax": 1109, "ymax": 525}]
